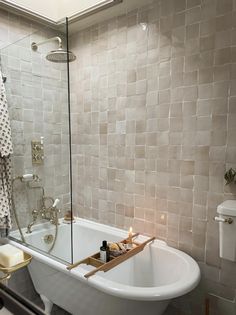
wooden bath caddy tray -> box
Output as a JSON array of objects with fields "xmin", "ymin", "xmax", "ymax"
[{"xmin": 67, "ymin": 234, "xmax": 155, "ymax": 278}]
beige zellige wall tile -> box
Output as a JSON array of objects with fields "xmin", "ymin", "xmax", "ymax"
[{"xmin": 70, "ymin": 0, "xmax": 236, "ymax": 313}]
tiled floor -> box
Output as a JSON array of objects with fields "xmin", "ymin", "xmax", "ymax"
[
  {"xmin": 51, "ymin": 305, "xmax": 71, "ymax": 315},
  {"xmin": 32, "ymin": 295, "xmax": 71, "ymax": 315},
  {"xmin": 34, "ymin": 298, "xmax": 181, "ymax": 315},
  {"xmin": 51, "ymin": 306, "xmax": 180, "ymax": 315}
]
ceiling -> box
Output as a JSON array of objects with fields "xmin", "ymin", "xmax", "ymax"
[
  {"xmin": 0, "ymin": 0, "xmax": 153, "ymax": 33},
  {"xmin": 68, "ymin": 0, "xmax": 154, "ymax": 34}
]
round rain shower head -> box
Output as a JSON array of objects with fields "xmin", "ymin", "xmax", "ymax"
[
  {"xmin": 31, "ymin": 37, "xmax": 76, "ymax": 63},
  {"xmin": 46, "ymin": 48, "xmax": 76, "ymax": 63}
]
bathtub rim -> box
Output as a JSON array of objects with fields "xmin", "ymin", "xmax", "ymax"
[{"xmin": 6, "ymin": 218, "xmax": 201, "ymax": 301}]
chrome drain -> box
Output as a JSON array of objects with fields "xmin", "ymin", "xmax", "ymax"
[{"xmin": 43, "ymin": 234, "xmax": 54, "ymax": 244}]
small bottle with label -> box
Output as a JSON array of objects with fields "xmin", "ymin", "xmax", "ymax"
[{"xmin": 100, "ymin": 240, "xmax": 110, "ymax": 262}]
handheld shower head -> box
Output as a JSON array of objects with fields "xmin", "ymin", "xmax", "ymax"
[
  {"xmin": 21, "ymin": 174, "xmax": 36, "ymax": 182},
  {"xmin": 31, "ymin": 36, "xmax": 76, "ymax": 63},
  {"xmin": 13, "ymin": 174, "xmax": 40, "ymax": 183}
]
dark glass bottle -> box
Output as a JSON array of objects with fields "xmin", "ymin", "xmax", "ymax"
[{"xmin": 100, "ymin": 240, "xmax": 110, "ymax": 262}]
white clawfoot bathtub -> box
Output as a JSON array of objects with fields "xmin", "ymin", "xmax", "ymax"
[{"xmin": 8, "ymin": 219, "xmax": 200, "ymax": 315}]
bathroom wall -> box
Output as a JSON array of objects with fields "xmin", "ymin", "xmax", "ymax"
[{"xmin": 70, "ymin": 0, "xmax": 236, "ymax": 314}]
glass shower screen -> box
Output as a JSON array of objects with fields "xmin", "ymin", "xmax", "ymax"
[{"xmin": 0, "ymin": 18, "xmax": 74, "ymax": 264}]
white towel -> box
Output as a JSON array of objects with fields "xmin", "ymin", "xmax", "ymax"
[{"xmin": 0, "ymin": 72, "xmax": 13, "ymax": 235}]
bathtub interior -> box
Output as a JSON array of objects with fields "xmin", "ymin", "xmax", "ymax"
[
  {"xmin": 96, "ymin": 244, "xmax": 187, "ymax": 288},
  {"xmin": 9, "ymin": 220, "xmax": 126, "ymax": 264},
  {"xmin": 72, "ymin": 224, "xmax": 124, "ymax": 261},
  {"xmin": 9, "ymin": 222, "xmax": 73, "ymax": 263}
]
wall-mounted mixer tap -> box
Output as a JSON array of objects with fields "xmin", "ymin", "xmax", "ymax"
[
  {"xmin": 26, "ymin": 197, "xmax": 60, "ymax": 234},
  {"xmin": 12, "ymin": 173, "xmax": 61, "ymax": 234}
]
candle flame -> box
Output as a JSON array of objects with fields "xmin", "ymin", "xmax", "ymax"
[{"xmin": 129, "ymin": 226, "xmax": 132, "ymax": 234}]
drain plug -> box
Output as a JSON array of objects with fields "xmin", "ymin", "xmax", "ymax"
[{"xmin": 43, "ymin": 234, "xmax": 54, "ymax": 244}]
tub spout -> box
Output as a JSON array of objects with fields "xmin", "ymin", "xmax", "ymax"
[{"xmin": 26, "ymin": 209, "xmax": 39, "ymax": 233}]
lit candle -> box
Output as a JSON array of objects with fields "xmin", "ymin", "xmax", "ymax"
[{"xmin": 128, "ymin": 226, "xmax": 133, "ymax": 245}]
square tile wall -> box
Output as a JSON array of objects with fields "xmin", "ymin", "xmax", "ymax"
[{"xmin": 70, "ymin": 0, "xmax": 236, "ymax": 313}]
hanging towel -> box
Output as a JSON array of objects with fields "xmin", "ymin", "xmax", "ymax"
[
  {"xmin": 0, "ymin": 157, "xmax": 12, "ymax": 236},
  {"xmin": 0, "ymin": 72, "xmax": 13, "ymax": 156},
  {"xmin": 0, "ymin": 71, "xmax": 13, "ymax": 236}
]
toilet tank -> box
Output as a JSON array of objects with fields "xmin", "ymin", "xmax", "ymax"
[{"xmin": 217, "ymin": 200, "xmax": 236, "ymax": 262}]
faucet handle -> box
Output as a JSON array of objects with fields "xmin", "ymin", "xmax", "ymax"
[
  {"xmin": 52, "ymin": 198, "xmax": 60, "ymax": 208},
  {"xmin": 32, "ymin": 209, "xmax": 38, "ymax": 218}
]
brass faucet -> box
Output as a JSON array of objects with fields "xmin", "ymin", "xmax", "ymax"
[
  {"xmin": 26, "ymin": 209, "xmax": 38, "ymax": 234},
  {"xmin": 26, "ymin": 198, "xmax": 60, "ymax": 234}
]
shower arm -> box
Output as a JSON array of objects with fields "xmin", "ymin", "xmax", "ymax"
[{"xmin": 31, "ymin": 36, "xmax": 62, "ymax": 51}]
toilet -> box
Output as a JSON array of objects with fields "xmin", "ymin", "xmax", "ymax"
[{"xmin": 215, "ymin": 200, "xmax": 236, "ymax": 261}]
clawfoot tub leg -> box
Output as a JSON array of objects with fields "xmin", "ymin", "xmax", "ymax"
[{"xmin": 40, "ymin": 294, "xmax": 53, "ymax": 315}]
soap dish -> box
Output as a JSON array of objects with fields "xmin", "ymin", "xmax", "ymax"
[{"xmin": 0, "ymin": 252, "xmax": 32, "ymax": 274}]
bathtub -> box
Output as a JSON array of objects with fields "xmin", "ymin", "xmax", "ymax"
[{"xmin": 8, "ymin": 219, "xmax": 200, "ymax": 315}]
